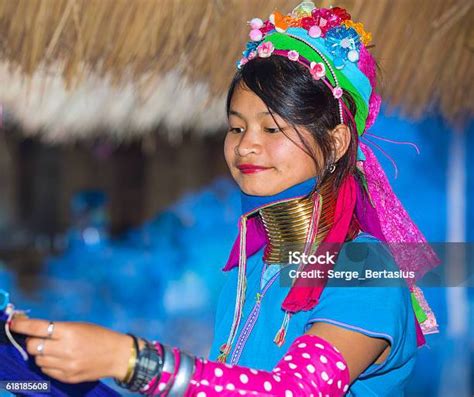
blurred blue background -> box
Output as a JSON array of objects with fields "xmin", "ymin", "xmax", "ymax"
[{"xmin": 0, "ymin": 106, "xmax": 473, "ymax": 396}]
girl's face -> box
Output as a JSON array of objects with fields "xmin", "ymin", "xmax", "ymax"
[{"xmin": 224, "ymin": 84, "xmax": 318, "ymax": 196}]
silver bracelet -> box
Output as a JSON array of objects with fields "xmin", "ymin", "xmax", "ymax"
[
  {"xmin": 167, "ymin": 348, "xmax": 196, "ymax": 396},
  {"xmin": 151, "ymin": 343, "xmax": 176, "ymax": 396}
]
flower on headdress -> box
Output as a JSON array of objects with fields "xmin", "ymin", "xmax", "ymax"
[
  {"xmin": 311, "ymin": 8, "xmax": 347, "ymax": 36},
  {"xmin": 310, "ymin": 61, "xmax": 326, "ymax": 79},
  {"xmin": 237, "ymin": 57, "xmax": 249, "ymax": 69},
  {"xmin": 284, "ymin": 15, "xmax": 301, "ymax": 28},
  {"xmin": 287, "ymin": 50, "xmax": 300, "ymax": 61},
  {"xmin": 300, "ymin": 16, "xmax": 315, "ymax": 30},
  {"xmin": 243, "ymin": 41, "xmax": 260, "ymax": 59},
  {"xmin": 331, "ymin": 7, "xmax": 351, "ymax": 22},
  {"xmin": 247, "ymin": 50, "xmax": 257, "ymax": 60},
  {"xmin": 269, "ymin": 11, "xmax": 289, "ymax": 33},
  {"xmin": 333, "ymin": 86, "xmax": 343, "ymax": 99},
  {"xmin": 342, "ymin": 20, "xmax": 372, "ymax": 46},
  {"xmin": 325, "ymin": 25, "xmax": 361, "ymax": 69},
  {"xmin": 257, "ymin": 41, "xmax": 275, "ymax": 58}
]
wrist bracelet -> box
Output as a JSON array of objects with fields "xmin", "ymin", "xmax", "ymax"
[
  {"xmin": 128, "ymin": 340, "xmax": 164, "ymax": 392},
  {"xmin": 114, "ymin": 338, "xmax": 196, "ymax": 395},
  {"xmin": 114, "ymin": 333, "xmax": 139, "ymax": 388},
  {"xmin": 166, "ymin": 347, "xmax": 196, "ymax": 396},
  {"xmin": 124, "ymin": 333, "xmax": 139, "ymax": 383}
]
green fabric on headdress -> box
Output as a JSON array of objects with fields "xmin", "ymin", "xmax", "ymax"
[{"xmin": 263, "ymin": 32, "xmax": 369, "ymax": 136}]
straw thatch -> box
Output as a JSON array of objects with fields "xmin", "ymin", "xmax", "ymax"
[{"xmin": 0, "ymin": 0, "xmax": 472, "ymax": 141}]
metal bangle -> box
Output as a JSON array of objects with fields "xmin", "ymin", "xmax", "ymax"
[
  {"xmin": 114, "ymin": 334, "xmax": 140, "ymax": 389},
  {"xmin": 161, "ymin": 343, "xmax": 175, "ymax": 375},
  {"xmin": 122, "ymin": 340, "xmax": 163, "ymax": 392},
  {"xmin": 167, "ymin": 348, "xmax": 196, "ymax": 397},
  {"xmin": 117, "ymin": 341, "xmax": 196, "ymax": 396},
  {"xmin": 151, "ymin": 343, "xmax": 176, "ymax": 395},
  {"xmin": 136, "ymin": 341, "xmax": 162, "ymax": 392}
]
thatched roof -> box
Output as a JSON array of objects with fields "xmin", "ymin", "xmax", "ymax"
[{"xmin": 0, "ymin": 0, "xmax": 472, "ymax": 141}]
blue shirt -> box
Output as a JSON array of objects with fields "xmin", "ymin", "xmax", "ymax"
[{"xmin": 209, "ymin": 232, "xmax": 418, "ymax": 396}]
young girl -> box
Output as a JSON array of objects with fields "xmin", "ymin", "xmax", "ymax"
[{"xmin": 9, "ymin": 2, "xmax": 439, "ymax": 396}]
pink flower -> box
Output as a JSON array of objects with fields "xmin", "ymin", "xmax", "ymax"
[
  {"xmin": 311, "ymin": 7, "xmax": 344, "ymax": 36},
  {"xmin": 238, "ymin": 57, "xmax": 249, "ymax": 68},
  {"xmin": 310, "ymin": 61, "xmax": 326, "ymax": 79},
  {"xmin": 257, "ymin": 42, "xmax": 275, "ymax": 58},
  {"xmin": 333, "ymin": 86, "xmax": 343, "ymax": 99},
  {"xmin": 287, "ymin": 50, "xmax": 299, "ymax": 61},
  {"xmin": 247, "ymin": 51, "xmax": 257, "ymax": 60}
]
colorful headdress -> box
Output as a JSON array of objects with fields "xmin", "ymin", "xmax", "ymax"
[
  {"xmin": 237, "ymin": 1, "xmax": 381, "ymax": 160},
  {"xmin": 218, "ymin": 1, "xmax": 440, "ymax": 363}
]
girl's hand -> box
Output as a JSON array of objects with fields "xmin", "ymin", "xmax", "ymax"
[{"xmin": 10, "ymin": 318, "xmax": 133, "ymax": 384}]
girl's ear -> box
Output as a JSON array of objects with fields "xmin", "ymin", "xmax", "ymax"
[{"xmin": 330, "ymin": 124, "xmax": 351, "ymax": 162}]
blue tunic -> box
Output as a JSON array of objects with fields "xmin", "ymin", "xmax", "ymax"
[{"xmin": 209, "ymin": 232, "xmax": 418, "ymax": 396}]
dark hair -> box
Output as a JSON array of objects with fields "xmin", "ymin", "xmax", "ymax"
[{"xmin": 226, "ymin": 56, "xmax": 359, "ymax": 193}]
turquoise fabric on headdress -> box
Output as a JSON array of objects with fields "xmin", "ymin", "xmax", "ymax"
[
  {"xmin": 285, "ymin": 27, "xmax": 372, "ymax": 106},
  {"xmin": 262, "ymin": 28, "xmax": 372, "ymax": 138}
]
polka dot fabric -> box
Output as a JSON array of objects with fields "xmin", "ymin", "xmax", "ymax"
[{"xmin": 140, "ymin": 334, "xmax": 349, "ymax": 396}]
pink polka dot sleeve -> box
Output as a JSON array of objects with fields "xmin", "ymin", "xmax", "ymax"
[{"xmin": 141, "ymin": 334, "xmax": 350, "ymax": 396}]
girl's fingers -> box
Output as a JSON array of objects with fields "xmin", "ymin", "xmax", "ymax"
[
  {"xmin": 26, "ymin": 337, "xmax": 64, "ymax": 358},
  {"xmin": 39, "ymin": 367, "xmax": 68, "ymax": 383},
  {"xmin": 41, "ymin": 367, "xmax": 84, "ymax": 384},
  {"xmin": 35, "ymin": 354, "xmax": 64, "ymax": 370},
  {"xmin": 34, "ymin": 350, "xmax": 84, "ymax": 383},
  {"xmin": 10, "ymin": 318, "xmax": 60, "ymax": 339}
]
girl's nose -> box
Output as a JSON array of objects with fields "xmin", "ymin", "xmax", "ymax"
[{"xmin": 235, "ymin": 130, "xmax": 262, "ymax": 157}]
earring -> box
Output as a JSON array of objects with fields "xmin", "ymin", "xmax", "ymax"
[{"xmin": 329, "ymin": 163, "xmax": 336, "ymax": 173}]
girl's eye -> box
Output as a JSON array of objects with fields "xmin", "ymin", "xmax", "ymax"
[
  {"xmin": 264, "ymin": 127, "xmax": 281, "ymax": 134},
  {"xmin": 228, "ymin": 127, "xmax": 245, "ymax": 133}
]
